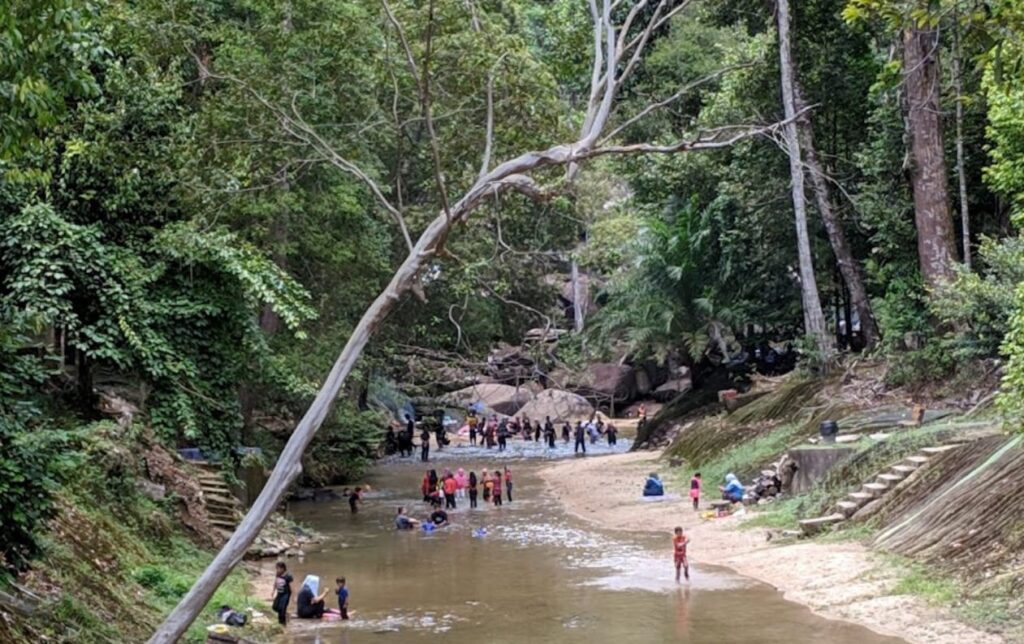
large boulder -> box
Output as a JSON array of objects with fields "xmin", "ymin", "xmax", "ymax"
[
  {"xmin": 442, "ymin": 383, "xmax": 535, "ymax": 416},
  {"xmin": 549, "ymin": 363, "xmax": 636, "ymax": 406},
  {"xmin": 516, "ymin": 389, "xmax": 594, "ymax": 422},
  {"xmin": 652, "ymin": 378, "xmax": 692, "ymax": 402}
]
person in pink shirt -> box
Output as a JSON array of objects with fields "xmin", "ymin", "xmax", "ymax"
[{"xmin": 455, "ymin": 468, "xmax": 468, "ymax": 498}]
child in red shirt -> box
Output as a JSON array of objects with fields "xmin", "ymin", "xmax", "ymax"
[{"xmin": 673, "ymin": 526, "xmax": 689, "ymax": 582}]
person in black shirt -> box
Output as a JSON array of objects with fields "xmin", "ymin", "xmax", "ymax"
[
  {"xmin": 430, "ymin": 508, "xmax": 449, "ymax": 526},
  {"xmin": 270, "ymin": 562, "xmax": 293, "ymax": 625},
  {"xmin": 348, "ymin": 486, "xmax": 362, "ymax": 514},
  {"xmin": 420, "ymin": 427, "xmax": 431, "ymax": 462},
  {"xmin": 574, "ymin": 422, "xmax": 587, "ymax": 454},
  {"xmin": 296, "ymin": 576, "xmax": 328, "ymax": 619}
]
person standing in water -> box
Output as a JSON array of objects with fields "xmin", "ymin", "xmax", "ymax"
[
  {"xmin": 497, "ymin": 420, "xmax": 508, "ymax": 451},
  {"xmin": 562, "ymin": 422, "xmax": 571, "ymax": 443},
  {"xmin": 455, "ymin": 468, "xmax": 467, "ymax": 499},
  {"xmin": 335, "ymin": 577, "xmax": 350, "ymax": 620},
  {"xmin": 534, "ymin": 420, "xmax": 542, "ymax": 442},
  {"xmin": 271, "ymin": 562, "xmax": 293, "ymax": 626},
  {"xmin": 689, "ymin": 472, "xmax": 702, "ymax": 510},
  {"xmin": 468, "ymin": 471, "xmax": 479, "ymax": 508},
  {"xmin": 504, "ymin": 466, "xmax": 513, "ymax": 503},
  {"xmin": 420, "ymin": 425, "xmax": 431, "ymax": 462},
  {"xmin": 443, "ymin": 473, "xmax": 457, "ymax": 509},
  {"xmin": 574, "ymin": 421, "xmax": 587, "ymax": 454},
  {"xmin": 492, "ymin": 470, "xmax": 503, "ymax": 506},
  {"xmin": 482, "ymin": 468, "xmax": 492, "ymax": 504},
  {"xmin": 606, "ymin": 423, "xmax": 618, "ymax": 446},
  {"xmin": 673, "ymin": 527, "xmax": 690, "ymax": 582},
  {"xmin": 467, "ymin": 410, "xmax": 479, "ymax": 445},
  {"xmin": 348, "ymin": 486, "xmax": 362, "ymax": 514}
]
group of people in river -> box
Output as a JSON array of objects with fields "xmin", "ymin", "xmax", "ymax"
[
  {"xmin": 421, "ymin": 466, "xmax": 512, "ymax": 509},
  {"xmin": 465, "ymin": 411, "xmax": 619, "ymax": 453},
  {"xmin": 382, "ymin": 409, "xmax": 621, "ymax": 462},
  {"xmin": 271, "ymin": 563, "xmax": 350, "ymax": 626},
  {"xmin": 390, "ymin": 466, "xmax": 516, "ymax": 532}
]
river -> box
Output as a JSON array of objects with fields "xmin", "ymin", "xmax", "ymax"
[{"xmin": 275, "ymin": 439, "xmax": 904, "ymax": 643}]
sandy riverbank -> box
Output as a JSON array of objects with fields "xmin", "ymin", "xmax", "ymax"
[{"xmin": 538, "ymin": 451, "xmax": 1001, "ymax": 644}]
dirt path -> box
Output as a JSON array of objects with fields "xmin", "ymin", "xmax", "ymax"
[{"xmin": 538, "ymin": 451, "xmax": 1001, "ymax": 644}]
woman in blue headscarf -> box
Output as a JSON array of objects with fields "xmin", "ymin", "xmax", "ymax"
[
  {"xmin": 642, "ymin": 472, "xmax": 665, "ymax": 496},
  {"xmin": 720, "ymin": 473, "xmax": 744, "ymax": 503}
]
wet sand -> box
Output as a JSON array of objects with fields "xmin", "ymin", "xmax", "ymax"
[{"xmin": 538, "ymin": 451, "xmax": 1002, "ymax": 644}]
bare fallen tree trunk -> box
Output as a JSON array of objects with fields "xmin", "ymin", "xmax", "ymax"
[
  {"xmin": 149, "ymin": 2, "xmax": 790, "ymax": 639},
  {"xmin": 776, "ymin": 0, "xmax": 833, "ymax": 362}
]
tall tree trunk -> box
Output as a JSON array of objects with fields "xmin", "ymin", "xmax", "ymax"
[
  {"xmin": 570, "ymin": 259, "xmax": 585, "ymax": 332},
  {"xmin": 793, "ymin": 81, "xmax": 881, "ymax": 349},
  {"xmin": 241, "ymin": 204, "xmax": 289, "ymax": 430},
  {"xmin": 903, "ymin": 26, "xmax": 958, "ymax": 288},
  {"xmin": 952, "ymin": 12, "xmax": 971, "ymax": 269},
  {"xmin": 777, "ymin": 0, "xmax": 833, "ymax": 360}
]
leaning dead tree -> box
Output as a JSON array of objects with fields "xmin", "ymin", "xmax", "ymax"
[{"xmin": 150, "ymin": 1, "xmax": 791, "ymax": 640}]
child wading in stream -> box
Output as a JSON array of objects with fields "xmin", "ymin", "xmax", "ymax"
[
  {"xmin": 673, "ymin": 526, "xmax": 690, "ymax": 583},
  {"xmin": 335, "ymin": 577, "xmax": 350, "ymax": 620}
]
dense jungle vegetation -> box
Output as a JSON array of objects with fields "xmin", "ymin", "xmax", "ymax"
[{"xmin": 3, "ymin": 0, "xmax": 1024, "ymax": 587}]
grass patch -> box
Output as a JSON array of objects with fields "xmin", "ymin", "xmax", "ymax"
[
  {"xmin": 669, "ymin": 421, "xmax": 804, "ymax": 493},
  {"xmin": 892, "ymin": 560, "xmax": 960, "ymax": 605},
  {"xmin": 740, "ymin": 497, "xmax": 802, "ymax": 530},
  {"xmin": 7, "ymin": 444, "xmax": 275, "ymax": 644}
]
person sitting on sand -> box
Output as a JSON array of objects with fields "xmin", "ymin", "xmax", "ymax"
[
  {"xmin": 395, "ymin": 506, "xmax": 420, "ymax": 530},
  {"xmin": 643, "ymin": 472, "xmax": 665, "ymax": 497},
  {"xmin": 720, "ymin": 473, "xmax": 744, "ymax": 503},
  {"xmin": 296, "ymin": 575, "xmax": 328, "ymax": 619}
]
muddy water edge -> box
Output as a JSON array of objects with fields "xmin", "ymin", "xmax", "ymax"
[{"xmin": 271, "ymin": 445, "xmax": 905, "ymax": 644}]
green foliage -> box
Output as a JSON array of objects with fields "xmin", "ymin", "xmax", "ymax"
[
  {"xmin": 0, "ymin": 0, "xmax": 103, "ymax": 158},
  {"xmin": 302, "ymin": 402, "xmax": 386, "ymax": 485}
]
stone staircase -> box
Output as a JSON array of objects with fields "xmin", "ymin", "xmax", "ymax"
[
  {"xmin": 194, "ymin": 463, "xmax": 244, "ymax": 536},
  {"xmin": 799, "ymin": 443, "xmax": 962, "ymax": 536}
]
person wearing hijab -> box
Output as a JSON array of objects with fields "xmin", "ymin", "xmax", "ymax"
[
  {"xmin": 643, "ymin": 472, "xmax": 665, "ymax": 497},
  {"xmin": 720, "ymin": 473, "xmax": 744, "ymax": 503},
  {"xmin": 296, "ymin": 575, "xmax": 328, "ymax": 619}
]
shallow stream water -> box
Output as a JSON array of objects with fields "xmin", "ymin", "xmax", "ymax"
[{"xmin": 275, "ymin": 439, "xmax": 904, "ymax": 643}]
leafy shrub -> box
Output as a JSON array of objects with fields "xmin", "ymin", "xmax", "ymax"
[{"xmin": 932, "ymin": 236, "xmax": 1024, "ymax": 360}]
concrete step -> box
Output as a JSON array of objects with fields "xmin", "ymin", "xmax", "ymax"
[
  {"xmin": 891, "ymin": 465, "xmax": 918, "ymax": 475},
  {"xmin": 921, "ymin": 445, "xmax": 959, "ymax": 454},
  {"xmin": 205, "ymin": 494, "xmax": 240, "ymax": 509},
  {"xmin": 862, "ymin": 482, "xmax": 889, "ymax": 497},
  {"xmin": 799, "ymin": 513, "xmax": 846, "ymax": 536},
  {"xmin": 209, "ymin": 518, "xmax": 238, "ymax": 530},
  {"xmin": 877, "ymin": 473, "xmax": 905, "ymax": 484},
  {"xmin": 906, "ymin": 455, "xmax": 930, "ymax": 465},
  {"xmin": 836, "ymin": 501, "xmax": 861, "ymax": 518},
  {"xmin": 848, "ymin": 491, "xmax": 874, "ymax": 505}
]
